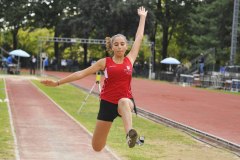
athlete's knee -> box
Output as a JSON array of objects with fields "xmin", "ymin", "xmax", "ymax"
[
  {"xmin": 118, "ymin": 98, "xmax": 130, "ymax": 107},
  {"xmin": 118, "ymin": 98, "xmax": 132, "ymax": 116},
  {"xmin": 92, "ymin": 144, "xmax": 104, "ymax": 152},
  {"xmin": 92, "ymin": 141, "xmax": 105, "ymax": 152},
  {"xmin": 92, "ymin": 146, "xmax": 102, "ymax": 152}
]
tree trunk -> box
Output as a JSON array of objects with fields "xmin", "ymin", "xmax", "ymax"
[
  {"xmin": 150, "ymin": 21, "xmax": 158, "ymax": 72},
  {"xmin": 12, "ymin": 28, "xmax": 19, "ymax": 49},
  {"xmin": 83, "ymin": 43, "xmax": 88, "ymax": 67},
  {"xmin": 54, "ymin": 31, "xmax": 59, "ymax": 69},
  {"xmin": 162, "ymin": 1, "xmax": 170, "ymax": 60},
  {"xmin": 162, "ymin": 25, "xmax": 168, "ymax": 59}
]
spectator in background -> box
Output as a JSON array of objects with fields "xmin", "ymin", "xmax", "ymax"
[
  {"xmin": 7, "ymin": 55, "xmax": 14, "ymax": 74},
  {"xmin": 143, "ymin": 61, "xmax": 148, "ymax": 77},
  {"xmin": 7, "ymin": 55, "xmax": 13, "ymax": 64},
  {"xmin": 50, "ymin": 57, "xmax": 57, "ymax": 71},
  {"xmin": 1, "ymin": 57, "xmax": 8, "ymax": 72},
  {"xmin": 199, "ymin": 53, "xmax": 205, "ymax": 75},
  {"xmin": 30, "ymin": 55, "xmax": 37, "ymax": 75},
  {"xmin": 219, "ymin": 66, "xmax": 225, "ymax": 74},
  {"xmin": 67, "ymin": 59, "xmax": 73, "ymax": 72},
  {"xmin": 175, "ymin": 64, "xmax": 183, "ymax": 82},
  {"xmin": 44, "ymin": 56, "xmax": 49, "ymax": 71},
  {"xmin": 61, "ymin": 59, "xmax": 67, "ymax": 71}
]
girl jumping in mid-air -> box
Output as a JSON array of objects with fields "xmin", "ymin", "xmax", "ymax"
[{"xmin": 41, "ymin": 6, "xmax": 148, "ymax": 151}]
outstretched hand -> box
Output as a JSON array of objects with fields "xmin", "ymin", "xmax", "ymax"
[
  {"xmin": 40, "ymin": 79, "xmax": 58, "ymax": 87},
  {"xmin": 138, "ymin": 6, "xmax": 148, "ymax": 17}
]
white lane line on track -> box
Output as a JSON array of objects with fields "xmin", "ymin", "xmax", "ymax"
[{"xmin": 4, "ymin": 78, "xmax": 21, "ymax": 160}]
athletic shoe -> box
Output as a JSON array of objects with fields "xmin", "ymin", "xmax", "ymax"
[
  {"xmin": 136, "ymin": 136, "xmax": 145, "ymax": 146},
  {"xmin": 126, "ymin": 129, "xmax": 138, "ymax": 148}
]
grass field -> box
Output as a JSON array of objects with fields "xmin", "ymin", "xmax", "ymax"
[
  {"xmin": 0, "ymin": 78, "xmax": 15, "ymax": 159},
  {"xmin": 32, "ymin": 79, "xmax": 238, "ymax": 160}
]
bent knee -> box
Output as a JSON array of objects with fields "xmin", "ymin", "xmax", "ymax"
[
  {"xmin": 118, "ymin": 98, "xmax": 133, "ymax": 115},
  {"xmin": 92, "ymin": 141, "xmax": 105, "ymax": 152},
  {"xmin": 92, "ymin": 144, "xmax": 104, "ymax": 152},
  {"xmin": 118, "ymin": 98, "xmax": 130, "ymax": 107}
]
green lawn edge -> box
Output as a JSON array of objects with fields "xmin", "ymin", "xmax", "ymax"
[{"xmin": 0, "ymin": 78, "xmax": 15, "ymax": 159}]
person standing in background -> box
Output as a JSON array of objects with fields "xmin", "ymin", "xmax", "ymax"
[
  {"xmin": 199, "ymin": 53, "xmax": 205, "ymax": 75},
  {"xmin": 30, "ymin": 55, "xmax": 37, "ymax": 75},
  {"xmin": 44, "ymin": 56, "xmax": 49, "ymax": 71}
]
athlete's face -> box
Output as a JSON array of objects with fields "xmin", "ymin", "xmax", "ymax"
[{"xmin": 112, "ymin": 36, "xmax": 127, "ymax": 57}]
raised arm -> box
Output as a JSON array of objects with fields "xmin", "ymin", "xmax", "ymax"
[
  {"xmin": 127, "ymin": 6, "xmax": 148, "ymax": 64},
  {"xmin": 41, "ymin": 58, "xmax": 106, "ymax": 87}
]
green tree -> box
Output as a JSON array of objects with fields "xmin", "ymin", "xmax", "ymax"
[
  {"xmin": 152, "ymin": 0, "xmax": 198, "ymax": 71},
  {"xmin": 1, "ymin": 0, "xmax": 29, "ymax": 49},
  {"xmin": 18, "ymin": 28, "xmax": 54, "ymax": 56},
  {"xmin": 29, "ymin": 0, "xmax": 78, "ymax": 67},
  {"xmin": 184, "ymin": 0, "xmax": 233, "ymax": 68},
  {"xmin": 160, "ymin": 0, "xmax": 198, "ymax": 58},
  {"xmin": 61, "ymin": 0, "xmax": 154, "ymax": 66},
  {"xmin": 16, "ymin": 28, "xmax": 54, "ymax": 68}
]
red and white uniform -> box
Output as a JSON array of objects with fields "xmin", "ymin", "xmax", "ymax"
[{"xmin": 100, "ymin": 57, "xmax": 133, "ymax": 104}]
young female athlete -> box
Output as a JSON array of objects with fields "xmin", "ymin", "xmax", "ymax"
[{"xmin": 41, "ymin": 6, "xmax": 148, "ymax": 151}]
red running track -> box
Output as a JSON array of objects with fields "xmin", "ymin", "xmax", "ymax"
[
  {"xmin": 46, "ymin": 71, "xmax": 240, "ymax": 145},
  {"xmin": 5, "ymin": 77, "xmax": 119, "ymax": 160}
]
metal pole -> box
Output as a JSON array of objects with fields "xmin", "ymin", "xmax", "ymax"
[
  {"xmin": 39, "ymin": 40, "xmax": 43, "ymax": 76},
  {"xmin": 230, "ymin": 0, "xmax": 239, "ymax": 65},
  {"xmin": 149, "ymin": 42, "xmax": 155, "ymax": 79},
  {"xmin": 149, "ymin": 56, "xmax": 152, "ymax": 79},
  {"xmin": 38, "ymin": 36, "xmax": 154, "ymax": 77}
]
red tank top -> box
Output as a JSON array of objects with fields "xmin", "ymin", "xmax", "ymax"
[{"xmin": 100, "ymin": 57, "xmax": 133, "ymax": 104}]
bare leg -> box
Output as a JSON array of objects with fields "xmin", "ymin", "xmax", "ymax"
[
  {"xmin": 117, "ymin": 98, "xmax": 134, "ymax": 134},
  {"xmin": 92, "ymin": 120, "xmax": 112, "ymax": 152}
]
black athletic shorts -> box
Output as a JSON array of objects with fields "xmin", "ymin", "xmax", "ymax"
[{"xmin": 97, "ymin": 99, "xmax": 137, "ymax": 122}]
